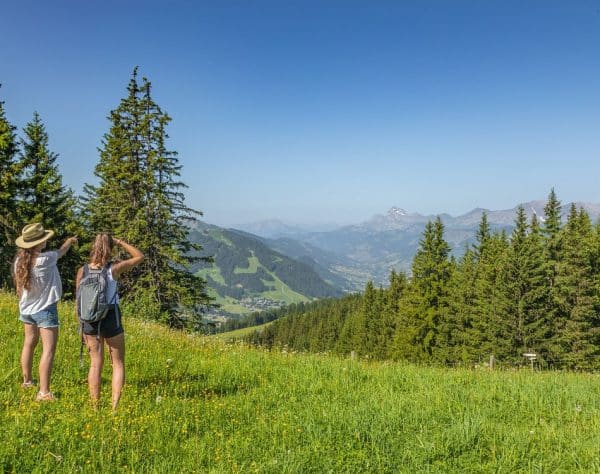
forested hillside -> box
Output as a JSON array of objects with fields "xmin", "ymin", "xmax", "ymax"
[
  {"xmin": 188, "ymin": 222, "xmax": 342, "ymax": 315},
  {"xmin": 216, "ymin": 298, "xmax": 340, "ymax": 334},
  {"xmin": 256, "ymin": 235, "xmax": 359, "ymax": 291},
  {"xmin": 248, "ymin": 191, "xmax": 600, "ymax": 371}
]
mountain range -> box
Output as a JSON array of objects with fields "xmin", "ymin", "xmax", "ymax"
[
  {"xmin": 192, "ymin": 200, "xmax": 600, "ymax": 318},
  {"xmin": 229, "ymin": 200, "xmax": 600, "ymax": 287}
]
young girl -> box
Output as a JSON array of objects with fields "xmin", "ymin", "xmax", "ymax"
[
  {"xmin": 76, "ymin": 233, "xmax": 144, "ymax": 410},
  {"xmin": 14, "ymin": 223, "xmax": 78, "ymax": 401}
]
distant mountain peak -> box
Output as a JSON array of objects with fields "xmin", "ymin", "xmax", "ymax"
[{"xmin": 387, "ymin": 207, "xmax": 409, "ymax": 219}]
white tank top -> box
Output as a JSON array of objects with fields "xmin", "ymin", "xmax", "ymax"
[{"xmin": 106, "ymin": 265, "xmax": 119, "ymax": 304}]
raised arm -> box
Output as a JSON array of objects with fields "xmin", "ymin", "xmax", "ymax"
[
  {"xmin": 57, "ymin": 236, "xmax": 78, "ymax": 259},
  {"xmin": 110, "ymin": 239, "xmax": 144, "ymax": 280}
]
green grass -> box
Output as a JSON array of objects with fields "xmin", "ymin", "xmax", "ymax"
[
  {"xmin": 201, "ymin": 287, "xmax": 251, "ymax": 315},
  {"xmin": 234, "ymin": 254, "xmax": 260, "ymax": 274},
  {"xmin": 1, "ymin": 291, "xmax": 599, "ymax": 472},
  {"xmin": 196, "ymin": 265, "xmax": 227, "ymax": 286},
  {"xmin": 200, "ymin": 286, "xmax": 249, "ymax": 315},
  {"xmin": 260, "ymin": 275, "xmax": 308, "ymax": 305},
  {"xmin": 215, "ymin": 321, "xmax": 274, "ymax": 341},
  {"xmin": 217, "ymin": 296, "xmax": 250, "ymax": 315}
]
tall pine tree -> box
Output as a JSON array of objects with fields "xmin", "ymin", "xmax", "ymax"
[
  {"xmin": 83, "ymin": 68, "xmax": 210, "ymax": 327},
  {"xmin": 446, "ymin": 245, "xmax": 478, "ymax": 363},
  {"xmin": 393, "ymin": 218, "xmax": 453, "ymax": 362},
  {"xmin": 503, "ymin": 207, "xmax": 550, "ymax": 364},
  {"xmin": 15, "ymin": 112, "xmax": 80, "ymax": 295},
  {"xmin": 466, "ymin": 213, "xmax": 512, "ymax": 362},
  {"xmin": 554, "ymin": 206, "xmax": 599, "ymax": 369},
  {"xmin": 540, "ymin": 188, "xmax": 564, "ymax": 364}
]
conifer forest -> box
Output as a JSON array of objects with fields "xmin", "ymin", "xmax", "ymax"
[{"xmin": 249, "ymin": 194, "xmax": 600, "ymax": 370}]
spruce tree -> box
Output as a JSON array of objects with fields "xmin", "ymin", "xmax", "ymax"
[
  {"xmin": 542, "ymin": 188, "xmax": 562, "ymax": 257},
  {"xmin": 0, "ymin": 93, "xmax": 20, "ymax": 288},
  {"xmin": 502, "ymin": 208, "xmax": 550, "ymax": 365},
  {"xmin": 351, "ymin": 281, "xmax": 376, "ymax": 357},
  {"xmin": 15, "ymin": 112, "xmax": 80, "ymax": 294},
  {"xmin": 469, "ymin": 228, "xmax": 511, "ymax": 362},
  {"xmin": 83, "ymin": 68, "xmax": 210, "ymax": 327},
  {"xmin": 523, "ymin": 215, "xmax": 553, "ymax": 359},
  {"xmin": 540, "ymin": 189, "xmax": 564, "ymax": 365},
  {"xmin": 393, "ymin": 218, "xmax": 453, "ymax": 362},
  {"xmin": 355, "ymin": 281, "xmax": 388, "ymax": 359},
  {"xmin": 446, "ymin": 245, "xmax": 478, "ymax": 364},
  {"xmin": 554, "ymin": 206, "xmax": 599, "ymax": 369},
  {"xmin": 382, "ymin": 271, "xmax": 407, "ymax": 359},
  {"xmin": 17, "ymin": 113, "xmax": 75, "ymax": 222},
  {"xmin": 473, "ymin": 211, "xmax": 491, "ymax": 260},
  {"xmin": 503, "ymin": 206, "xmax": 530, "ymax": 360}
]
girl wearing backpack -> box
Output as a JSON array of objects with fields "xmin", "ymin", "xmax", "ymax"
[
  {"xmin": 13, "ymin": 223, "xmax": 78, "ymax": 401},
  {"xmin": 76, "ymin": 233, "xmax": 144, "ymax": 410}
]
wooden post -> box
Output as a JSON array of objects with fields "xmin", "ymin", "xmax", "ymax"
[
  {"xmin": 489, "ymin": 354, "xmax": 495, "ymax": 370},
  {"xmin": 523, "ymin": 353, "xmax": 537, "ymax": 371}
]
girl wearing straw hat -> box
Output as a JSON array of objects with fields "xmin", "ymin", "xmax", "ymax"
[{"xmin": 13, "ymin": 223, "xmax": 78, "ymax": 401}]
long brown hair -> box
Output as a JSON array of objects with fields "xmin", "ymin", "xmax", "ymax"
[
  {"xmin": 90, "ymin": 233, "xmax": 114, "ymax": 267},
  {"xmin": 14, "ymin": 248, "xmax": 37, "ymax": 294}
]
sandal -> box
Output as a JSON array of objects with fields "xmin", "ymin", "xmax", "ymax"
[
  {"xmin": 21, "ymin": 381, "xmax": 37, "ymax": 389},
  {"xmin": 36, "ymin": 391, "xmax": 56, "ymax": 402}
]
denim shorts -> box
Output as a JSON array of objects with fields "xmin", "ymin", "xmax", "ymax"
[{"xmin": 19, "ymin": 302, "xmax": 59, "ymax": 328}]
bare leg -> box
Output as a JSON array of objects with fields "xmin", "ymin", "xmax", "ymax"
[
  {"xmin": 38, "ymin": 327, "xmax": 58, "ymax": 394},
  {"xmin": 21, "ymin": 324, "xmax": 39, "ymax": 384},
  {"xmin": 85, "ymin": 334, "xmax": 104, "ymax": 406},
  {"xmin": 106, "ymin": 333, "xmax": 125, "ymax": 410}
]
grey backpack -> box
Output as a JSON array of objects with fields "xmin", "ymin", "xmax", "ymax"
[{"xmin": 77, "ymin": 264, "xmax": 116, "ymax": 323}]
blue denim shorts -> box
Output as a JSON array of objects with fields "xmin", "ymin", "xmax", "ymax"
[{"xmin": 19, "ymin": 302, "xmax": 59, "ymax": 328}]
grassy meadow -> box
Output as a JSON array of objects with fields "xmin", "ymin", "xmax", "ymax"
[
  {"xmin": 213, "ymin": 321, "xmax": 273, "ymax": 341},
  {"xmin": 1, "ymin": 291, "xmax": 599, "ymax": 473}
]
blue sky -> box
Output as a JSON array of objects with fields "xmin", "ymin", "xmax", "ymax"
[{"xmin": 2, "ymin": 1, "xmax": 599, "ymax": 227}]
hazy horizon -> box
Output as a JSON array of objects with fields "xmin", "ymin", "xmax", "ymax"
[{"xmin": 206, "ymin": 195, "xmax": 600, "ymax": 230}]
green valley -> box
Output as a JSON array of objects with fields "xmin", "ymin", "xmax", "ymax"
[{"xmin": 188, "ymin": 222, "xmax": 343, "ymax": 318}]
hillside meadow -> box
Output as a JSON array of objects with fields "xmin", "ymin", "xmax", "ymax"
[{"xmin": 1, "ymin": 292, "xmax": 599, "ymax": 473}]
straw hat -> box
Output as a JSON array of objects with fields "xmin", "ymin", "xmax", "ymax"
[{"xmin": 15, "ymin": 223, "xmax": 55, "ymax": 249}]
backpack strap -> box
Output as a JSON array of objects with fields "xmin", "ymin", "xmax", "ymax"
[
  {"xmin": 78, "ymin": 265, "xmax": 88, "ymax": 366},
  {"xmin": 79, "ymin": 322, "xmax": 85, "ymax": 368}
]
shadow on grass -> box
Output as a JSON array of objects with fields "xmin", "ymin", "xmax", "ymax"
[{"xmin": 129, "ymin": 371, "xmax": 258, "ymax": 400}]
